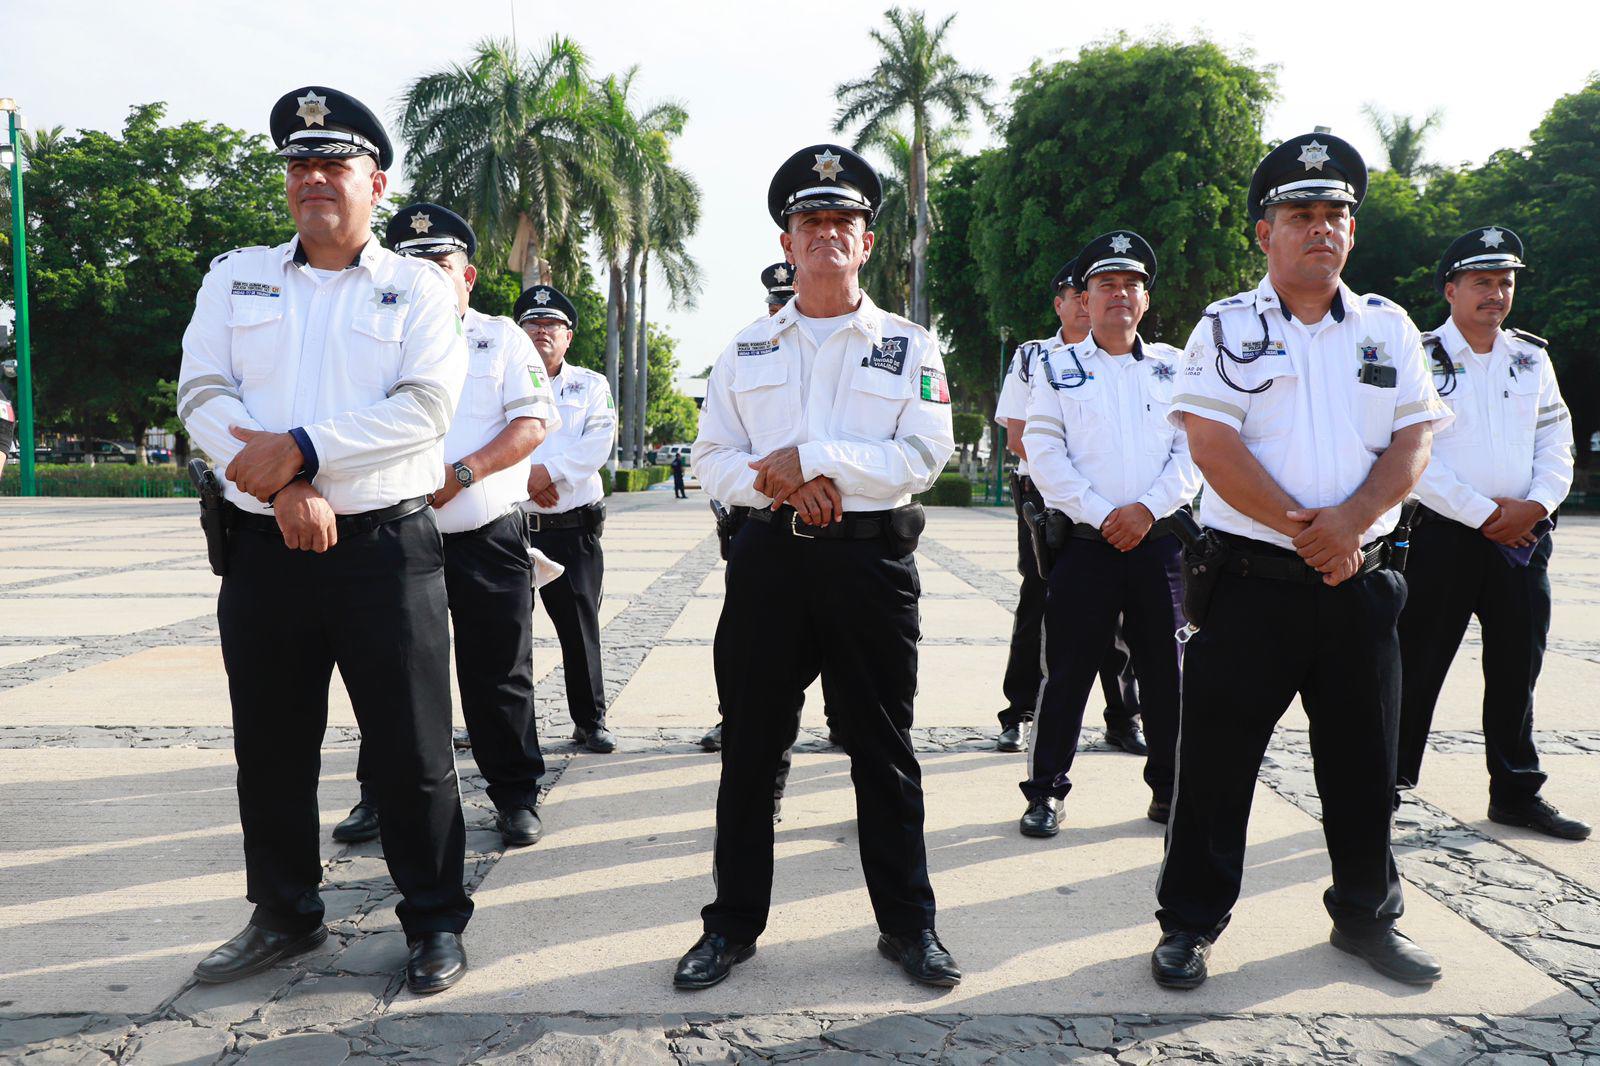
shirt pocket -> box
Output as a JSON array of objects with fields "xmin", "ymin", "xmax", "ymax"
[
  {"xmin": 1142, "ymin": 373, "xmax": 1178, "ymax": 457},
  {"xmin": 464, "ymin": 349, "xmax": 503, "ymax": 422},
  {"xmin": 1505, "ymin": 368, "xmax": 1541, "ymax": 445},
  {"xmin": 1433, "ymin": 365, "xmax": 1470, "ymax": 438},
  {"xmin": 1352, "ymin": 378, "xmax": 1399, "ymax": 452},
  {"xmin": 731, "ymin": 359, "xmax": 795, "ymax": 450},
  {"xmin": 1237, "ymin": 364, "xmax": 1297, "ymax": 444},
  {"xmin": 1057, "ymin": 387, "xmax": 1114, "ymax": 455},
  {"xmin": 228, "ymin": 301, "xmax": 285, "ymax": 385},
  {"xmin": 350, "ymin": 313, "xmax": 406, "ymax": 393},
  {"xmin": 841, "ymin": 365, "xmax": 910, "ymax": 441}
]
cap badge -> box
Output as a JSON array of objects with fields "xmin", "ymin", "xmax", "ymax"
[
  {"xmin": 773, "ymin": 264, "xmax": 791, "ymax": 283},
  {"xmin": 534, "ymin": 289, "xmax": 552, "ymax": 305},
  {"xmin": 1480, "ymin": 227, "xmax": 1506, "ymax": 248},
  {"xmin": 1298, "ymin": 140, "xmax": 1330, "ymax": 171},
  {"xmin": 408, "ymin": 212, "xmax": 433, "ymax": 234},
  {"xmin": 1109, "ymin": 233, "xmax": 1133, "ymax": 254},
  {"xmin": 811, "ymin": 150, "xmax": 843, "ymax": 182},
  {"xmin": 295, "ymin": 91, "xmax": 330, "ymax": 128}
]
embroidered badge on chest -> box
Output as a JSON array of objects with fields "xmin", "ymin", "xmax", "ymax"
[
  {"xmin": 868, "ymin": 337, "xmax": 908, "ymax": 375},
  {"xmin": 473, "ymin": 337, "xmax": 492, "ymax": 350},
  {"xmin": 1511, "ymin": 351, "xmax": 1536, "ymax": 374},
  {"xmin": 1151, "ymin": 362, "xmax": 1175, "ymax": 382},
  {"xmin": 1356, "ymin": 336, "xmax": 1390, "ymax": 365},
  {"xmin": 372, "ymin": 287, "xmax": 409, "ymax": 309}
]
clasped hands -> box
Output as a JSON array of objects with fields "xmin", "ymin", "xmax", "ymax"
[
  {"xmin": 225, "ymin": 426, "xmax": 336, "ymax": 553},
  {"xmin": 1284, "ymin": 504, "xmax": 1369, "ymax": 586},
  {"xmin": 750, "ymin": 446, "xmax": 842, "ymax": 527},
  {"xmin": 1479, "ymin": 498, "xmax": 1546, "ymax": 547}
]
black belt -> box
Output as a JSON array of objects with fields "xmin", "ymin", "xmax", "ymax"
[
  {"xmin": 739, "ymin": 504, "xmax": 902, "ymax": 540},
  {"xmin": 229, "ymin": 496, "xmax": 430, "ymax": 537},
  {"xmin": 524, "ymin": 502, "xmax": 604, "ymax": 533},
  {"xmin": 1215, "ymin": 532, "xmax": 1390, "ymax": 584},
  {"xmin": 443, "ymin": 509, "xmax": 520, "ymax": 541},
  {"xmin": 1070, "ymin": 515, "xmax": 1180, "ymax": 543}
]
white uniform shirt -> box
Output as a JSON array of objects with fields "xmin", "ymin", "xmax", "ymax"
[
  {"xmin": 434, "ymin": 308, "xmax": 561, "ymax": 534},
  {"xmin": 525, "ymin": 361, "xmax": 616, "ymax": 514},
  {"xmin": 995, "ymin": 333, "xmax": 1071, "ymax": 477},
  {"xmin": 177, "ymin": 236, "xmax": 466, "ymax": 515},
  {"xmin": 1169, "ymin": 277, "xmax": 1452, "ymax": 551},
  {"xmin": 693, "ymin": 293, "xmax": 955, "ymax": 512},
  {"xmin": 1022, "ymin": 336, "xmax": 1200, "ymax": 527},
  {"xmin": 1414, "ymin": 317, "xmax": 1574, "ymax": 526}
]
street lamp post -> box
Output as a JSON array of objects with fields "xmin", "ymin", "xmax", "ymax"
[{"xmin": 1, "ymin": 98, "xmax": 33, "ymax": 497}]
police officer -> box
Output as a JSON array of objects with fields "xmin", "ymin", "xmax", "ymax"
[
  {"xmin": 992, "ymin": 257, "xmax": 1149, "ymax": 756},
  {"xmin": 762, "ymin": 260, "xmax": 797, "ymax": 315},
  {"xmin": 674, "ymin": 144, "xmax": 959, "ymax": 991},
  {"xmin": 1018, "ymin": 232, "xmax": 1198, "ymax": 838},
  {"xmin": 1155, "ymin": 133, "xmax": 1452, "ymax": 990},
  {"xmin": 178, "ymin": 87, "xmax": 470, "ymax": 994},
  {"xmin": 328, "ymin": 203, "xmax": 559, "ymax": 849},
  {"xmin": 517, "ymin": 285, "xmax": 619, "ymax": 753},
  {"xmin": 1396, "ymin": 227, "xmax": 1587, "ymax": 839}
]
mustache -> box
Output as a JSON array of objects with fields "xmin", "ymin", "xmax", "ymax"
[{"xmin": 1302, "ymin": 237, "xmax": 1337, "ymax": 253}]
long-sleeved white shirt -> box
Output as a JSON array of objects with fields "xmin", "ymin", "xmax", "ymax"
[
  {"xmin": 177, "ymin": 236, "xmax": 467, "ymax": 515},
  {"xmin": 525, "ymin": 361, "xmax": 615, "ymax": 514},
  {"xmin": 1169, "ymin": 277, "xmax": 1452, "ymax": 550},
  {"xmin": 1022, "ymin": 336, "xmax": 1200, "ymax": 527},
  {"xmin": 435, "ymin": 308, "xmax": 561, "ymax": 533},
  {"xmin": 995, "ymin": 332, "xmax": 1072, "ymax": 478},
  {"xmin": 1413, "ymin": 317, "xmax": 1574, "ymax": 526},
  {"xmin": 692, "ymin": 292, "xmax": 954, "ymax": 512}
]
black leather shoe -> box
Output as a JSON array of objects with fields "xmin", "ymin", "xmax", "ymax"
[
  {"xmin": 1019, "ymin": 798, "xmax": 1059, "ymax": 838},
  {"xmin": 406, "ymin": 932, "xmax": 467, "ymax": 995},
  {"xmin": 673, "ymin": 932, "xmax": 755, "ymax": 990},
  {"xmin": 996, "ymin": 724, "xmax": 1026, "ymax": 753},
  {"xmin": 1330, "ymin": 927, "xmax": 1442, "ymax": 985},
  {"xmin": 1151, "ymin": 930, "xmax": 1211, "ymax": 989},
  {"xmin": 496, "ymin": 805, "xmax": 543, "ymax": 847},
  {"xmin": 700, "ymin": 724, "xmax": 722, "ymax": 751},
  {"xmin": 878, "ymin": 929, "xmax": 961, "ymax": 987},
  {"xmin": 1147, "ymin": 798, "xmax": 1171, "ymax": 824},
  {"xmin": 573, "ymin": 725, "xmax": 618, "ymax": 754},
  {"xmin": 1105, "ymin": 719, "xmax": 1148, "ymax": 756},
  {"xmin": 1488, "ymin": 796, "xmax": 1592, "ymax": 840},
  {"xmin": 194, "ymin": 924, "xmax": 327, "ymax": 984},
  {"xmin": 332, "ymin": 799, "xmax": 380, "ymax": 844}
]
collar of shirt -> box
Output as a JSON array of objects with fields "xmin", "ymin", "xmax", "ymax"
[
  {"xmin": 1251, "ymin": 276, "xmax": 1350, "ymax": 326},
  {"xmin": 1084, "ymin": 332, "xmax": 1146, "ymax": 363},
  {"xmin": 282, "ymin": 234, "xmax": 383, "ymax": 273},
  {"xmin": 1434, "ymin": 315, "xmax": 1504, "ymax": 364},
  {"xmin": 767, "ymin": 290, "xmax": 886, "ymax": 348}
]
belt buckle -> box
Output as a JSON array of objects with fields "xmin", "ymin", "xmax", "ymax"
[
  {"xmin": 788, "ymin": 510, "xmax": 817, "ymax": 539},
  {"xmin": 525, "ymin": 511, "xmax": 543, "ymax": 534}
]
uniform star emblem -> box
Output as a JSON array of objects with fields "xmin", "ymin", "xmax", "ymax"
[
  {"xmin": 1151, "ymin": 362, "xmax": 1175, "ymax": 381},
  {"xmin": 1109, "ymin": 233, "xmax": 1133, "ymax": 254},
  {"xmin": 372, "ymin": 287, "xmax": 409, "ymax": 308},
  {"xmin": 408, "ymin": 212, "xmax": 433, "ymax": 234},
  {"xmin": 1357, "ymin": 335, "xmax": 1389, "ymax": 364},
  {"xmin": 1298, "ymin": 140, "xmax": 1330, "ymax": 171},
  {"xmin": 1480, "ymin": 226, "xmax": 1506, "ymax": 248},
  {"xmin": 773, "ymin": 265, "xmax": 791, "ymax": 283},
  {"xmin": 533, "ymin": 289, "xmax": 551, "ymax": 305},
  {"xmin": 812, "ymin": 150, "xmax": 843, "ymax": 181},
  {"xmin": 296, "ymin": 91, "xmax": 330, "ymax": 128}
]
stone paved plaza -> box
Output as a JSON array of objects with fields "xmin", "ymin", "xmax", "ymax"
[{"xmin": 2, "ymin": 490, "xmax": 1599, "ymax": 1064}]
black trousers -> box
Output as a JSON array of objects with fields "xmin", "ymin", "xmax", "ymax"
[
  {"xmin": 529, "ymin": 523, "xmax": 607, "ymax": 731},
  {"xmin": 218, "ymin": 509, "xmax": 471, "ymax": 937},
  {"xmin": 1156, "ymin": 558, "xmax": 1407, "ymax": 941},
  {"xmin": 1397, "ymin": 519, "xmax": 1551, "ymax": 804},
  {"xmin": 703, "ymin": 520, "xmax": 936, "ymax": 943},
  {"xmin": 1000, "ymin": 511, "xmax": 1142, "ymax": 730},
  {"xmin": 1021, "ymin": 533, "xmax": 1182, "ymax": 804},
  {"xmin": 673, "ymin": 472, "xmax": 687, "ymax": 498}
]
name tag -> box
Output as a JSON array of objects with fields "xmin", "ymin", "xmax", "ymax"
[
  {"xmin": 1241, "ymin": 339, "xmax": 1286, "ymax": 358},
  {"xmin": 737, "ymin": 341, "xmax": 779, "ymax": 357},
  {"xmin": 231, "ymin": 281, "xmax": 281, "ymax": 299}
]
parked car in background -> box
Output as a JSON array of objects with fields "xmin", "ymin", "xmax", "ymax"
[
  {"xmin": 647, "ymin": 443, "xmax": 692, "ymax": 466},
  {"xmin": 50, "ymin": 439, "xmax": 140, "ymax": 464},
  {"xmin": 145, "ymin": 446, "xmax": 173, "ymax": 465}
]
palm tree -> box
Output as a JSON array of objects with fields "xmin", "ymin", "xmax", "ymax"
[
  {"xmin": 1362, "ymin": 105, "xmax": 1445, "ymax": 180},
  {"xmin": 631, "ymin": 164, "xmax": 703, "ymax": 464},
  {"xmin": 398, "ymin": 36, "xmax": 616, "ymax": 287},
  {"xmin": 834, "ymin": 7, "xmax": 992, "ymax": 326},
  {"xmin": 856, "ymin": 122, "xmax": 964, "ymax": 317}
]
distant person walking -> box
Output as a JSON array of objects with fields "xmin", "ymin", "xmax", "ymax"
[{"xmin": 671, "ymin": 452, "xmax": 688, "ymax": 498}]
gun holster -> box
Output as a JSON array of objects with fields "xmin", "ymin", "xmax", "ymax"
[
  {"xmin": 709, "ymin": 499, "xmax": 745, "ymax": 561},
  {"xmin": 885, "ymin": 503, "xmax": 927, "ymax": 556},
  {"xmin": 1020, "ymin": 501, "xmax": 1053, "ymax": 577},
  {"xmin": 188, "ymin": 459, "xmax": 231, "ymax": 577},
  {"xmin": 1171, "ymin": 508, "xmax": 1229, "ymax": 638},
  {"xmin": 1387, "ymin": 500, "xmax": 1420, "ymax": 573}
]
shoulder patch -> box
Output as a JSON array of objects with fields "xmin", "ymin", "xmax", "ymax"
[
  {"xmin": 736, "ymin": 340, "xmax": 779, "ymax": 357},
  {"xmin": 1509, "ymin": 327, "xmax": 1549, "ymax": 349},
  {"xmin": 210, "ymin": 245, "xmax": 264, "ymax": 269},
  {"xmin": 1206, "ymin": 293, "xmax": 1252, "ymax": 314},
  {"xmin": 1363, "ymin": 294, "xmax": 1403, "ymax": 312}
]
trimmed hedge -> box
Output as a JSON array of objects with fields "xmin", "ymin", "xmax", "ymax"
[
  {"xmin": 0, "ymin": 462, "xmax": 196, "ymax": 498},
  {"xmin": 612, "ymin": 464, "xmax": 673, "ymax": 493},
  {"xmin": 917, "ymin": 472, "xmax": 973, "ymax": 507}
]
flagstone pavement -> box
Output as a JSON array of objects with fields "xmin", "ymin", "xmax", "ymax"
[{"xmin": 2, "ymin": 489, "xmax": 1598, "ymax": 1063}]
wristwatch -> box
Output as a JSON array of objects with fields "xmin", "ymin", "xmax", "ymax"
[{"xmin": 452, "ymin": 461, "xmax": 475, "ymax": 488}]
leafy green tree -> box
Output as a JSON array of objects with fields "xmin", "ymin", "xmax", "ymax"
[
  {"xmin": 834, "ymin": 7, "xmax": 993, "ymax": 326},
  {"xmin": 467, "ymin": 262, "xmax": 607, "ymax": 374},
  {"xmin": 642, "ymin": 324, "xmax": 697, "ymax": 445},
  {"xmin": 1340, "ymin": 168, "xmax": 1461, "ymax": 322},
  {"xmin": 925, "ymin": 151, "xmax": 1002, "ymax": 411},
  {"xmin": 0, "ymin": 104, "xmax": 291, "ymax": 459},
  {"xmin": 972, "ymin": 36, "xmax": 1274, "ymax": 345}
]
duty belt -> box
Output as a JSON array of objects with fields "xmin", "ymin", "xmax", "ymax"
[
  {"xmin": 229, "ymin": 496, "xmax": 430, "ymax": 537},
  {"xmin": 1214, "ymin": 532, "xmax": 1390, "ymax": 584},
  {"xmin": 1070, "ymin": 515, "xmax": 1181, "ymax": 543},
  {"xmin": 739, "ymin": 503, "xmax": 905, "ymax": 541},
  {"xmin": 524, "ymin": 502, "xmax": 604, "ymax": 533}
]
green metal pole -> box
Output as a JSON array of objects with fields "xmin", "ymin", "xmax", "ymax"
[{"xmin": 8, "ymin": 108, "xmax": 34, "ymax": 497}]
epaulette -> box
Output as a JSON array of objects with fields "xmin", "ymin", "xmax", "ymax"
[
  {"xmin": 1508, "ymin": 327, "xmax": 1548, "ymax": 349},
  {"xmin": 209, "ymin": 245, "xmax": 264, "ymax": 268},
  {"xmin": 1207, "ymin": 294, "xmax": 1250, "ymax": 313},
  {"xmin": 1362, "ymin": 293, "xmax": 1403, "ymax": 313}
]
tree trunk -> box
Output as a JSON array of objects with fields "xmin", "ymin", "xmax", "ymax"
[
  {"xmin": 910, "ymin": 130, "xmax": 931, "ymax": 328},
  {"xmin": 620, "ymin": 245, "xmax": 640, "ymax": 466},
  {"xmin": 604, "ymin": 261, "xmax": 623, "ymax": 471},
  {"xmin": 634, "ymin": 248, "xmax": 650, "ymax": 464},
  {"xmin": 132, "ymin": 423, "xmax": 148, "ymax": 465}
]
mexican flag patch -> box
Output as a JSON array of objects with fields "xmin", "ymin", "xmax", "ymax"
[
  {"xmin": 919, "ymin": 366, "xmax": 950, "ymax": 404},
  {"xmin": 528, "ymin": 366, "xmax": 546, "ymax": 389}
]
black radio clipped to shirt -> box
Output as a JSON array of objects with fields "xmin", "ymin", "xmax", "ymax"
[{"xmin": 1358, "ymin": 363, "xmax": 1397, "ymax": 389}]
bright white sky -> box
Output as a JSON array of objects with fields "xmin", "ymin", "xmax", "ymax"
[{"xmin": 10, "ymin": 0, "xmax": 1598, "ymax": 372}]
